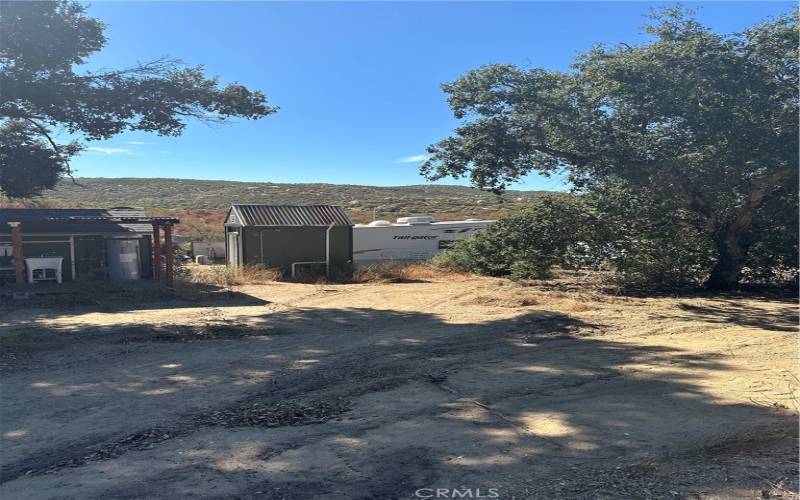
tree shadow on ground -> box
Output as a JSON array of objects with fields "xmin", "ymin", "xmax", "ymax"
[
  {"xmin": 0, "ymin": 281, "xmax": 268, "ymax": 327},
  {"xmin": 1, "ymin": 305, "xmax": 796, "ymax": 499},
  {"xmin": 671, "ymin": 299, "xmax": 797, "ymax": 332}
]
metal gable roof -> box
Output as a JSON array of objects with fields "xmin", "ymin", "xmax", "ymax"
[
  {"xmin": 0, "ymin": 207, "xmax": 172, "ymax": 234},
  {"xmin": 230, "ymin": 204, "xmax": 353, "ymax": 227},
  {"xmin": 0, "ymin": 207, "xmax": 147, "ymax": 220}
]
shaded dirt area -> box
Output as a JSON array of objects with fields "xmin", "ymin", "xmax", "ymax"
[{"xmin": 0, "ymin": 277, "xmax": 797, "ymax": 499}]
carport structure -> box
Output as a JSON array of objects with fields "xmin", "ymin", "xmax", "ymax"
[{"xmin": 0, "ymin": 208, "xmax": 179, "ymax": 286}]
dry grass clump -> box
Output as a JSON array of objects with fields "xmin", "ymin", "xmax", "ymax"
[
  {"xmin": 466, "ymin": 288, "xmax": 613, "ymax": 312},
  {"xmin": 470, "ymin": 294, "xmax": 542, "ymax": 307},
  {"xmin": 182, "ymin": 264, "xmax": 282, "ymax": 287},
  {"xmin": 351, "ymin": 262, "xmax": 468, "ymax": 283},
  {"xmin": 555, "ymin": 299, "xmax": 598, "ymax": 312}
]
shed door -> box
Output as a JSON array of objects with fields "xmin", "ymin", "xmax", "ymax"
[
  {"xmin": 228, "ymin": 232, "xmax": 240, "ymax": 267},
  {"xmin": 75, "ymin": 237, "xmax": 106, "ymax": 281},
  {"xmin": 106, "ymin": 239, "xmax": 140, "ymax": 280}
]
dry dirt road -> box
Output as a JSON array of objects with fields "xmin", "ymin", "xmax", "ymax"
[{"xmin": 1, "ymin": 277, "xmax": 797, "ymax": 499}]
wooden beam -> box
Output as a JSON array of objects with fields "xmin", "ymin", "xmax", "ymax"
[
  {"xmin": 152, "ymin": 222, "xmax": 161, "ymax": 280},
  {"xmin": 163, "ymin": 223, "xmax": 173, "ymax": 287},
  {"xmin": 69, "ymin": 236, "xmax": 76, "ymax": 281},
  {"xmin": 9, "ymin": 222, "xmax": 24, "ymax": 284}
]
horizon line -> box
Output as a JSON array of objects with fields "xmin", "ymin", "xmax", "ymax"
[{"xmin": 58, "ymin": 176, "xmax": 566, "ymax": 192}]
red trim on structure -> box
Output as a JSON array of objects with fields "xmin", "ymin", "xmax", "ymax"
[
  {"xmin": 152, "ymin": 222, "xmax": 161, "ymax": 281},
  {"xmin": 10, "ymin": 223, "xmax": 24, "ymax": 284},
  {"xmin": 163, "ymin": 224, "xmax": 173, "ymax": 287}
]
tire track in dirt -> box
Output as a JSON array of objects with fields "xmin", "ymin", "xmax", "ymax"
[{"xmin": 0, "ymin": 314, "xmax": 593, "ymax": 483}]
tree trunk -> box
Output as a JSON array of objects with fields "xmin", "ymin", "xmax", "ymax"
[
  {"xmin": 705, "ymin": 230, "xmax": 749, "ymax": 291},
  {"xmin": 695, "ymin": 170, "xmax": 791, "ymax": 291}
]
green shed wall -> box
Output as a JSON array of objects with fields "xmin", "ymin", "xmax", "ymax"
[{"xmin": 240, "ymin": 226, "xmax": 353, "ymax": 273}]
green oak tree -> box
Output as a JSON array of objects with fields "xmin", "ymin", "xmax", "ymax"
[
  {"xmin": 422, "ymin": 9, "xmax": 798, "ymax": 290},
  {"xmin": 0, "ymin": 0, "xmax": 276, "ymax": 198}
]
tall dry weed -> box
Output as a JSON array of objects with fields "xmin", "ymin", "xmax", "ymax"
[
  {"xmin": 182, "ymin": 264, "xmax": 282, "ymax": 287},
  {"xmin": 351, "ymin": 262, "xmax": 468, "ymax": 283}
]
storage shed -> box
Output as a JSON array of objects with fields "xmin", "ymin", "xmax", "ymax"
[
  {"xmin": 224, "ymin": 204, "xmax": 353, "ymax": 276},
  {"xmin": 0, "ymin": 208, "xmax": 179, "ymax": 285}
]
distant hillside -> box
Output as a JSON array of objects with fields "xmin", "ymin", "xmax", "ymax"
[
  {"xmin": 22, "ymin": 177, "xmax": 557, "ymax": 240},
  {"xmin": 41, "ymin": 177, "xmax": 551, "ymax": 212}
]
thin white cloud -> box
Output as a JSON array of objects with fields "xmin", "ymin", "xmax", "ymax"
[
  {"xmin": 126, "ymin": 141, "xmax": 149, "ymax": 145},
  {"xmin": 86, "ymin": 147, "xmax": 132, "ymax": 155},
  {"xmin": 394, "ymin": 154, "xmax": 430, "ymax": 163}
]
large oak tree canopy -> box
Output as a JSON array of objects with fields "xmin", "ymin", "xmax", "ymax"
[
  {"xmin": 423, "ymin": 9, "xmax": 798, "ymax": 289},
  {"xmin": 0, "ymin": 0, "xmax": 277, "ymax": 198}
]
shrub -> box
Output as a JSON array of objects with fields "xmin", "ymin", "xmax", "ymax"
[
  {"xmin": 433, "ymin": 191, "xmax": 720, "ymax": 289},
  {"xmin": 433, "ymin": 194, "xmax": 596, "ymax": 280},
  {"xmin": 742, "ymin": 240, "xmax": 799, "ymax": 287},
  {"xmin": 605, "ymin": 225, "xmax": 717, "ymax": 289},
  {"xmin": 740, "ymin": 198, "xmax": 799, "ymax": 287}
]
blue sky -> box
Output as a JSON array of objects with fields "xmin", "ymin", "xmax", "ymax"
[{"xmin": 72, "ymin": 1, "xmax": 792, "ymax": 190}]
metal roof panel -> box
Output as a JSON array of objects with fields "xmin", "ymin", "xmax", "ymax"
[
  {"xmin": 230, "ymin": 204, "xmax": 353, "ymax": 227},
  {"xmin": 0, "ymin": 208, "xmax": 173, "ymax": 234}
]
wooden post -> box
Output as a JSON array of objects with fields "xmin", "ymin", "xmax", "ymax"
[
  {"xmin": 163, "ymin": 223, "xmax": 173, "ymax": 287},
  {"xmin": 152, "ymin": 222, "xmax": 161, "ymax": 280},
  {"xmin": 9, "ymin": 222, "xmax": 24, "ymax": 284}
]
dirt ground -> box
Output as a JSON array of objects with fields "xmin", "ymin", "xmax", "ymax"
[{"xmin": 1, "ymin": 276, "xmax": 797, "ymax": 499}]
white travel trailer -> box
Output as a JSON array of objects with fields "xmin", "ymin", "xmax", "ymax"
[{"xmin": 353, "ymin": 216, "xmax": 493, "ymax": 265}]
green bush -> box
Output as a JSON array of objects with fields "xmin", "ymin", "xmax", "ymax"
[
  {"xmin": 434, "ymin": 190, "xmax": 719, "ymax": 288},
  {"xmin": 606, "ymin": 225, "xmax": 717, "ymax": 289},
  {"xmin": 585, "ymin": 182, "xmax": 718, "ymax": 289},
  {"xmin": 740, "ymin": 191, "xmax": 799, "ymax": 286},
  {"xmin": 433, "ymin": 194, "xmax": 595, "ymax": 280}
]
